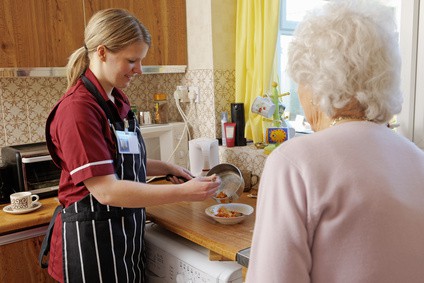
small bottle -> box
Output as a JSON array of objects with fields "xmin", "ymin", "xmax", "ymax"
[
  {"xmin": 154, "ymin": 102, "xmax": 161, "ymax": 124},
  {"xmin": 221, "ymin": 112, "xmax": 228, "ymax": 146},
  {"xmin": 153, "ymin": 93, "xmax": 168, "ymax": 124}
]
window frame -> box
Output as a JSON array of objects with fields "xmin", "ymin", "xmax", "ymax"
[{"xmin": 398, "ymin": 0, "xmax": 423, "ymax": 149}]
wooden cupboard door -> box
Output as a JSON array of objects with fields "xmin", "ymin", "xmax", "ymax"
[
  {"xmin": 0, "ymin": 235, "xmax": 56, "ymax": 282},
  {"xmin": 84, "ymin": 0, "xmax": 187, "ymax": 66},
  {"xmin": 0, "ymin": 0, "xmax": 85, "ymax": 67}
]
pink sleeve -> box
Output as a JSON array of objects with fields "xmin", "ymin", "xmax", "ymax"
[{"xmin": 246, "ymin": 148, "xmax": 312, "ymax": 282}]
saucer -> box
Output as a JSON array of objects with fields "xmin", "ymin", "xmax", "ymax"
[{"xmin": 3, "ymin": 202, "xmax": 42, "ymax": 215}]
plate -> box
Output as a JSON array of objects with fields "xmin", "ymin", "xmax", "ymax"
[
  {"xmin": 205, "ymin": 203, "xmax": 254, "ymax": 225},
  {"xmin": 3, "ymin": 202, "xmax": 42, "ymax": 215}
]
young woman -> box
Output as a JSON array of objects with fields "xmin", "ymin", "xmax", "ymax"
[{"xmin": 44, "ymin": 9, "xmax": 220, "ymax": 282}]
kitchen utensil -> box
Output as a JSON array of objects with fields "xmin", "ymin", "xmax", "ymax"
[
  {"xmin": 189, "ymin": 138, "xmax": 219, "ymax": 177},
  {"xmin": 207, "ymin": 163, "xmax": 244, "ymax": 203},
  {"xmin": 165, "ymin": 170, "xmax": 194, "ymax": 183},
  {"xmin": 205, "ymin": 203, "xmax": 254, "ymax": 225}
]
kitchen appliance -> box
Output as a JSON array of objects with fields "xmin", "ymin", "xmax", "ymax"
[
  {"xmin": 0, "ymin": 161, "xmax": 14, "ymax": 204},
  {"xmin": 189, "ymin": 138, "xmax": 219, "ymax": 177},
  {"xmin": 145, "ymin": 222, "xmax": 243, "ymax": 283},
  {"xmin": 140, "ymin": 122, "xmax": 189, "ymax": 168},
  {"xmin": 231, "ymin": 103, "xmax": 247, "ymax": 146},
  {"xmin": 1, "ymin": 142, "xmax": 60, "ymax": 200}
]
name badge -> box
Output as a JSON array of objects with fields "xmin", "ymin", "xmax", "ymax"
[{"xmin": 115, "ymin": 131, "xmax": 140, "ymax": 154}]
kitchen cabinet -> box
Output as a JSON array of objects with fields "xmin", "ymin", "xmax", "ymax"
[
  {"xmin": 0, "ymin": 0, "xmax": 187, "ymax": 67},
  {"xmin": 0, "ymin": 0, "xmax": 85, "ymax": 67},
  {"xmin": 0, "ymin": 230, "xmax": 55, "ymax": 283},
  {"xmin": 84, "ymin": 0, "xmax": 188, "ymax": 66},
  {"xmin": 0, "ymin": 198, "xmax": 59, "ymax": 282}
]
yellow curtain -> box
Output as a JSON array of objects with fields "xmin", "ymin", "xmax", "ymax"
[{"xmin": 235, "ymin": 0, "xmax": 280, "ymax": 143}]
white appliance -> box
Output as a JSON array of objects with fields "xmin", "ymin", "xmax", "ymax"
[
  {"xmin": 140, "ymin": 122, "xmax": 189, "ymax": 168},
  {"xmin": 145, "ymin": 223, "xmax": 243, "ymax": 283},
  {"xmin": 189, "ymin": 138, "xmax": 219, "ymax": 177}
]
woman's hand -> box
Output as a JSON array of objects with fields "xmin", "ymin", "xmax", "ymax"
[
  {"xmin": 179, "ymin": 174, "xmax": 221, "ymax": 201},
  {"xmin": 166, "ymin": 165, "xmax": 194, "ymax": 184},
  {"xmin": 146, "ymin": 159, "xmax": 194, "ymax": 183}
]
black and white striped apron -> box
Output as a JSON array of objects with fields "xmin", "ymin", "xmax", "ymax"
[
  {"xmin": 61, "ymin": 114, "xmax": 147, "ymax": 283},
  {"xmin": 59, "ymin": 76, "xmax": 148, "ymax": 283}
]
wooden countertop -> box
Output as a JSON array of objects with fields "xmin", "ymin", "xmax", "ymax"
[
  {"xmin": 0, "ymin": 197, "xmax": 59, "ymax": 235},
  {"xmin": 0, "ymin": 190, "xmax": 257, "ymax": 266},
  {"xmin": 146, "ymin": 193, "xmax": 257, "ymax": 262}
]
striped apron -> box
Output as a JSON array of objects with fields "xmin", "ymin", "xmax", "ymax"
[{"xmin": 61, "ymin": 113, "xmax": 148, "ymax": 283}]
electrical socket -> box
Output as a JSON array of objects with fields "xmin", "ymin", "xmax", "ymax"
[
  {"xmin": 188, "ymin": 86, "xmax": 199, "ymax": 103},
  {"xmin": 176, "ymin": 86, "xmax": 190, "ymax": 102}
]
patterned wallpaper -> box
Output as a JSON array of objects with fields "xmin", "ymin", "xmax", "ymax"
[{"xmin": 0, "ymin": 69, "xmax": 236, "ymax": 157}]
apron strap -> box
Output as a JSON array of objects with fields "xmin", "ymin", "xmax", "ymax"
[
  {"xmin": 38, "ymin": 205, "xmax": 62, "ymax": 268},
  {"xmin": 81, "ymin": 75, "xmax": 120, "ymax": 124}
]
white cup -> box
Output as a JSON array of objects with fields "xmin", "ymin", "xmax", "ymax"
[
  {"xmin": 10, "ymin": 192, "xmax": 39, "ymax": 211},
  {"xmin": 251, "ymin": 96, "xmax": 276, "ymax": 118}
]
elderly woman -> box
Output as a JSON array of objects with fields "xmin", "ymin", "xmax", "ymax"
[{"xmin": 246, "ymin": 0, "xmax": 424, "ymax": 282}]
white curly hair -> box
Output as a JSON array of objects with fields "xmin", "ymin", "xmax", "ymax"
[{"xmin": 287, "ymin": 0, "xmax": 403, "ymax": 123}]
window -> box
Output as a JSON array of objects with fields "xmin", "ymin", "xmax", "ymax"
[{"xmin": 278, "ymin": 0, "xmax": 328, "ymax": 121}]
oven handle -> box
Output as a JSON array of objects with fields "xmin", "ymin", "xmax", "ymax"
[{"xmin": 22, "ymin": 155, "xmax": 53, "ymax": 163}]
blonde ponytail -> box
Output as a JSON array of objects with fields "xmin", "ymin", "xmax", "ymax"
[{"xmin": 66, "ymin": 46, "xmax": 89, "ymax": 89}]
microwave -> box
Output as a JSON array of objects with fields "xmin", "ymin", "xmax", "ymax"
[
  {"xmin": 140, "ymin": 122, "xmax": 189, "ymax": 170},
  {"xmin": 1, "ymin": 142, "xmax": 60, "ymax": 201}
]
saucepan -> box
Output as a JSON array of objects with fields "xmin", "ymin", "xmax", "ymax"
[{"xmin": 207, "ymin": 163, "xmax": 244, "ymax": 203}]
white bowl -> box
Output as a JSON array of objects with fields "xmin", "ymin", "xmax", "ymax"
[{"xmin": 205, "ymin": 203, "xmax": 254, "ymax": 225}]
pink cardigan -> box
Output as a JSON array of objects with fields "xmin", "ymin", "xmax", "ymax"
[{"xmin": 246, "ymin": 121, "xmax": 424, "ymax": 283}]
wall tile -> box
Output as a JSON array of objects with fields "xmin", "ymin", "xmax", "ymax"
[
  {"xmin": 4, "ymin": 121, "xmax": 30, "ymax": 145},
  {"xmin": 0, "ymin": 69, "xmax": 235, "ymax": 159},
  {"xmin": 1, "ymin": 78, "xmax": 26, "ymax": 100}
]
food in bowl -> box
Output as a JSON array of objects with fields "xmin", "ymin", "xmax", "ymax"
[
  {"xmin": 215, "ymin": 207, "xmax": 243, "ymax": 218},
  {"xmin": 205, "ymin": 203, "xmax": 254, "ymax": 225},
  {"xmin": 213, "ymin": 191, "xmax": 231, "ymax": 203},
  {"xmin": 215, "ymin": 191, "xmax": 228, "ymax": 198}
]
